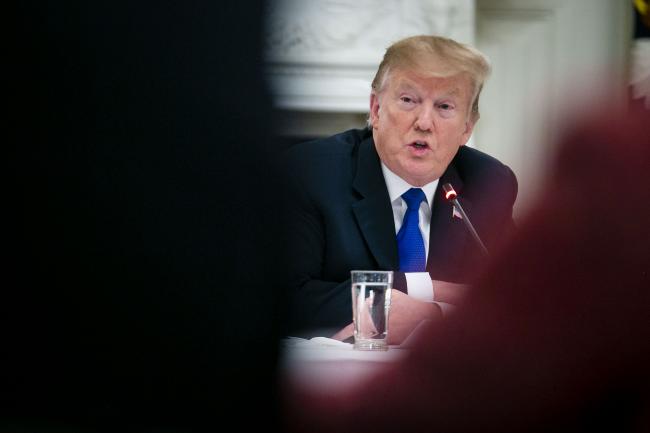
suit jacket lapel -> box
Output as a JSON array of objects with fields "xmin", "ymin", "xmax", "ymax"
[
  {"xmin": 427, "ymin": 159, "xmax": 473, "ymax": 276},
  {"xmin": 351, "ymin": 136, "xmax": 399, "ymax": 270}
]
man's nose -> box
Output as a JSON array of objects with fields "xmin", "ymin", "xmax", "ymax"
[{"xmin": 414, "ymin": 104, "xmax": 435, "ymax": 132}]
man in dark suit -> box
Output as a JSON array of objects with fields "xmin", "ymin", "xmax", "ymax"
[
  {"xmin": 284, "ymin": 36, "xmax": 517, "ymax": 341},
  {"xmin": 286, "ymin": 105, "xmax": 650, "ymax": 433}
]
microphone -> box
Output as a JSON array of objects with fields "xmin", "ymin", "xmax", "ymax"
[{"xmin": 442, "ymin": 183, "xmax": 489, "ymax": 257}]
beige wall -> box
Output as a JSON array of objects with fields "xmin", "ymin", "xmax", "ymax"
[
  {"xmin": 269, "ymin": 0, "xmax": 632, "ymax": 219},
  {"xmin": 475, "ymin": 0, "xmax": 631, "ymax": 217}
]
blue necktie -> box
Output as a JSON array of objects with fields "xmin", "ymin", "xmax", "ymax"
[{"xmin": 397, "ymin": 188, "xmax": 426, "ymax": 272}]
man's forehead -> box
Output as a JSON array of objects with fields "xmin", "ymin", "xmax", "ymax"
[{"xmin": 391, "ymin": 73, "xmax": 466, "ymax": 96}]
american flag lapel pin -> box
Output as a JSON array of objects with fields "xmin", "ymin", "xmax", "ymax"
[{"xmin": 452, "ymin": 205, "xmax": 463, "ymax": 220}]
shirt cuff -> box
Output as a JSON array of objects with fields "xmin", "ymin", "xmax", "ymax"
[{"xmin": 405, "ymin": 272, "xmax": 434, "ymax": 302}]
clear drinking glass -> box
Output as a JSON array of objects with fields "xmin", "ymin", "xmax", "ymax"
[{"xmin": 350, "ymin": 270, "xmax": 393, "ymax": 351}]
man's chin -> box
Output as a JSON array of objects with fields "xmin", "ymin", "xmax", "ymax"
[
  {"xmin": 398, "ymin": 164, "xmax": 442, "ymax": 186},
  {"xmin": 403, "ymin": 172, "xmax": 441, "ymax": 187}
]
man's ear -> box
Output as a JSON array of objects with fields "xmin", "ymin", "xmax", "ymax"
[
  {"xmin": 460, "ymin": 115, "xmax": 477, "ymax": 146},
  {"xmin": 369, "ymin": 92, "xmax": 380, "ymax": 128}
]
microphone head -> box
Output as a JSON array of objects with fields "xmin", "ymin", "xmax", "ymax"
[{"xmin": 442, "ymin": 183, "xmax": 457, "ymax": 200}]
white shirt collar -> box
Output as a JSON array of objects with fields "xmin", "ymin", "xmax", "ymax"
[{"xmin": 380, "ymin": 163, "xmax": 439, "ymax": 206}]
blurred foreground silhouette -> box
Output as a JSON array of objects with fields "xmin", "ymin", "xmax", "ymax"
[{"xmin": 7, "ymin": 2, "xmax": 283, "ymax": 432}]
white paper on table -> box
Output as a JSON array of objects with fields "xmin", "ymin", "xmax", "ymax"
[
  {"xmin": 281, "ymin": 336, "xmax": 408, "ymax": 393},
  {"xmin": 283, "ymin": 336, "xmax": 352, "ymax": 348},
  {"xmin": 281, "ymin": 336, "xmax": 406, "ymax": 362}
]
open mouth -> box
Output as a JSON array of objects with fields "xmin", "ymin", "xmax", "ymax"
[{"xmin": 409, "ymin": 140, "xmax": 429, "ymax": 150}]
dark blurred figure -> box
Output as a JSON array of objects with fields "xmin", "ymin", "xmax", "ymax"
[
  {"xmin": 7, "ymin": 1, "xmax": 283, "ymax": 432},
  {"xmin": 286, "ymin": 106, "xmax": 650, "ymax": 433}
]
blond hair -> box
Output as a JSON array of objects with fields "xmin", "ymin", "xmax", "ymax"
[{"xmin": 370, "ymin": 35, "xmax": 491, "ymax": 124}]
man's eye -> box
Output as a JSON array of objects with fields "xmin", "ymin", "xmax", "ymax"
[
  {"xmin": 439, "ymin": 103, "xmax": 453, "ymax": 110},
  {"xmin": 400, "ymin": 96, "xmax": 414, "ymax": 103}
]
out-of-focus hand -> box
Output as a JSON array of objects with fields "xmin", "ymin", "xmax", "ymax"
[
  {"xmin": 432, "ymin": 280, "xmax": 471, "ymax": 305},
  {"xmin": 387, "ymin": 290, "xmax": 441, "ymax": 345}
]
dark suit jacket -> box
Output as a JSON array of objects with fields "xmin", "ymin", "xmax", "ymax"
[{"xmin": 284, "ymin": 128, "xmax": 517, "ymax": 336}]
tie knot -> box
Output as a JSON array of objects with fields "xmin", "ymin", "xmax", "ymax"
[{"xmin": 401, "ymin": 188, "xmax": 426, "ymax": 209}]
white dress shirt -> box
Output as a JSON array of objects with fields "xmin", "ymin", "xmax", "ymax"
[
  {"xmin": 380, "ymin": 164, "xmax": 457, "ymax": 315},
  {"xmin": 381, "ymin": 163, "xmax": 438, "ymax": 302}
]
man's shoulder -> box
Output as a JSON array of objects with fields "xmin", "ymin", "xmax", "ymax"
[
  {"xmin": 286, "ymin": 128, "xmax": 371, "ymax": 158},
  {"xmin": 450, "ymin": 146, "xmax": 518, "ymax": 208},
  {"xmin": 280, "ymin": 128, "xmax": 371, "ymax": 191},
  {"xmin": 455, "ymin": 145, "xmax": 507, "ymax": 168},
  {"xmin": 453, "ymin": 146, "xmax": 514, "ymax": 180}
]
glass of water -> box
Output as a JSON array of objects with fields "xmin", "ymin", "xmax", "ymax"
[{"xmin": 350, "ymin": 270, "xmax": 393, "ymax": 351}]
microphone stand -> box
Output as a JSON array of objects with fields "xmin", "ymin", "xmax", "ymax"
[{"xmin": 442, "ymin": 183, "xmax": 489, "ymax": 257}]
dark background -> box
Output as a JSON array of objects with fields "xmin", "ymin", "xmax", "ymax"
[{"xmin": 7, "ymin": 1, "xmax": 284, "ymax": 431}]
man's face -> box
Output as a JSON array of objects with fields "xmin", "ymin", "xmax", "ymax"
[{"xmin": 370, "ymin": 69, "xmax": 476, "ymax": 186}]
